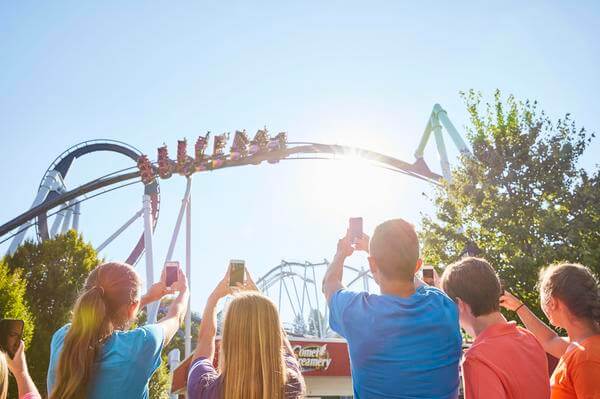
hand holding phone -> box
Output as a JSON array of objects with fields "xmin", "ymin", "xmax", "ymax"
[
  {"xmin": 165, "ymin": 261, "xmax": 180, "ymax": 287},
  {"xmin": 0, "ymin": 319, "xmax": 24, "ymax": 359},
  {"xmin": 422, "ymin": 265, "xmax": 436, "ymax": 286},
  {"xmin": 348, "ymin": 217, "xmax": 363, "ymax": 243}
]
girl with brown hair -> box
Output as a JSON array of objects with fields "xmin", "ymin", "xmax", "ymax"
[
  {"xmin": 47, "ymin": 261, "xmax": 189, "ymax": 399},
  {"xmin": 501, "ymin": 263, "xmax": 600, "ymax": 399},
  {"xmin": 187, "ymin": 267, "xmax": 305, "ymax": 399}
]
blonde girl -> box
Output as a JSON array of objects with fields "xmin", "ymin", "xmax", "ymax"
[{"xmin": 187, "ymin": 268, "xmax": 305, "ymax": 399}]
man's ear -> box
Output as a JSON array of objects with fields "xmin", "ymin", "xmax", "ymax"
[
  {"xmin": 414, "ymin": 258, "xmax": 423, "ymax": 274},
  {"xmin": 367, "ymin": 256, "xmax": 377, "ymax": 275},
  {"xmin": 456, "ymin": 297, "xmax": 472, "ymax": 316}
]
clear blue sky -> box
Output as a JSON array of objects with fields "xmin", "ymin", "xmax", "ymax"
[{"xmin": 1, "ymin": 1, "xmax": 599, "ymax": 320}]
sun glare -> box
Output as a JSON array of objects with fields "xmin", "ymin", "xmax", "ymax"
[{"xmin": 302, "ymin": 156, "xmax": 397, "ymax": 219}]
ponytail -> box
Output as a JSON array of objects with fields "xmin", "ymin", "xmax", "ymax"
[
  {"xmin": 50, "ymin": 262, "xmax": 140, "ymax": 399},
  {"xmin": 539, "ymin": 263, "xmax": 600, "ymax": 325}
]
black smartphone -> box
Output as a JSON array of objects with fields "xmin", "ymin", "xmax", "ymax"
[
  {"xmin": 422, "ymin": 266, "xmax": 435, "ymax": 286},
  {"xmin": 229, "ymin": 260, "xmax": 246, "ymax": 287},
  {"xmin": 165, "ymin": 261, "xmax": 179, "ymax": 287},
  {"xmin": 0, "ymin": 319, "xmax": 24, "ymax": 359},
  {"xmin": 349, "ymin": 217, "xmax": 363, "ymax": 242}
]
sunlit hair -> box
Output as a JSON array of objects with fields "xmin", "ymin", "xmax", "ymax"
[
  {"xmin": 441, "ymin": 257, "xmax": 502, "ymax": 317},
  {"xmin": 50, "ymin": 262, "xmax": 140, "ymax": 399},
  {"xmin": 370, "ymin": 218, "xmax": 420, "ymax": 281},
  {"xmin": 539, "ymin": 263, "xmax": 600, "ymax": 324},
  {"xmin": 0, "ymin": 351, "xmax": 8, "ymax": 399},
  {"xmin": 219, "ymin": 292, "xmax": 304, "ymax": 399}
]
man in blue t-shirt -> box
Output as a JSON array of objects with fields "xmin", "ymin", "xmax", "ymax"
[{"xmin": 322, "ymin": 218, "xmax": 462, "ymax": 399}]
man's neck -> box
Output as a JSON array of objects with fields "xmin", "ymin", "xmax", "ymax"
[
  {"xmin": 471, "ymin": 312, "xmax": 508, "ymax": 337},
  {"xmin": 379, "ymin": 279, "xmax": 417, "ymax": 298}
]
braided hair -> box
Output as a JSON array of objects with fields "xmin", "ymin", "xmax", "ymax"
[{"xmin": 539, "ymin": 263, "xmax": 600, "ymax": 325}]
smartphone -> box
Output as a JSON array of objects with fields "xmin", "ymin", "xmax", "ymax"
[
  {"xmin": 422, "ymin": 266, "xmax": 435, "ymax": 286},
  {"xmin": 349, "ymin": 217, "xmax": 363, "ymax": 242},
  {"xmin": 229, "ymin": 259, "xmax": 246, "ymax": 287},
  {"xmin": 165, "ymin": 261, "xmax": 180, "ymax": 287},
  {"xmin": 0, "ymin": 319, "xmax": 24, "ymax": 359}
]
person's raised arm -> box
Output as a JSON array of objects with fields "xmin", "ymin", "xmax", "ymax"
[
  {"xmin": 140, "ymin": 268, "xmax": 176, "ymax": 309},
  {"xmin": 500, "ymin": 290, "xmax": 569, "ymax": 358},
  {"xmin": 193, "ymin": 269, "xmax": 231, "ymax": 363},
  {"xmin": 156, "ymin": 268, "xmax": 189, "ymax": 345},
  {"xmin": 6, "ymin": 341, "xmax": 41, "ymax": 399},
  {"xmin": 322, "ymin": 232, "xmax": 369, "ymax": 302}
]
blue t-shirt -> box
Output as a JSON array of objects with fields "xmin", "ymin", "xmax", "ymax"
[
  {"xmin": 329, "ymin": 286, "xmax": 462, "ymax": 399},
  {"xmin": 47, "ymin": 323, "xmax": 165, "ymax": 399}
]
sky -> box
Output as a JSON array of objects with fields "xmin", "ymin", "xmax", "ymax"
[{"xmin": 1, "ymin": 1, "xmax": 599, "ymax": 324}]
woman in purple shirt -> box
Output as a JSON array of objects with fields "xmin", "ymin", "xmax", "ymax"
[{"xmin": 187, "ymin": 267, "xmax": 305, "ymax": 399}]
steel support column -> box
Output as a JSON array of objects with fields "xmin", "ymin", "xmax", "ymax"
[
  {"xmin": 72, "ymin": 201, "xmax": 81, "ymax": 231},
  {"xmin": 143, "ymin": 194, "xmax": 158, "ymax": 323},
  {"xmin": 184, "ymin": 195, "xmax": 192, "ymax": 357}
]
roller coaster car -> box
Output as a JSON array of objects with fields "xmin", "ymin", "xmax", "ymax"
[
  {"xmin": 248, "ymin": 128, "xmax": 270, "ymax": 160},
  {"xmin": 267, "ymin": 132, "xmax": 288, "ymax": 164},
  {"xmin": 137, "ymin": 155, "xmax": 155, "ymax": 185},
  {"xmin": 157, "ymin": 145, "xmax": 173, "ymax": 179},
  {"xmin": 194, "ymin": 132, "xmax": 210, "ymax": 171},
  {"xmin": 210, "ymin": 133, "xmax": 230, "ymax": 168},
  {"xmin": 230, "ymin": 130, "xmax": 249, "ymax": 160},
  {"xmin": 176, "ymin": 139, "xmax": 195, "ymax": 176},
  {"xmin": 177, "ymin": 139, "xmax": 188, "ymax": 165}
]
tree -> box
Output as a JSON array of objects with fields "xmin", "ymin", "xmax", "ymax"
[
  {"xmin": 149, "ymin": 357, "xmax": 171, "ymax": 399},
  {"xmin": 421, "ymin": 90, "xmax": 599, "ymax": 321},
  {"xmin": 307, "ymin": 308, "xmax": 325, "ymax": 337},
  {"xmin": 0, "ymin": 259, "xmax": 35, "ymax": 399},
  {"xmin": 0, "ymin": 260, "xmax": 34, "ymax": 344},
  {"xmin": 292, "ymin": 313, "xmax": 307, "ymax": 336},
  {"xmin": 4, "ymin": 230, "xmax": 100, "ymax": 396}
]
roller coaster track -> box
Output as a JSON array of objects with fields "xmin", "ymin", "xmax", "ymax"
[{"xmin": 0, "ymin": 142, "xmax": 440, "ymax": 240}]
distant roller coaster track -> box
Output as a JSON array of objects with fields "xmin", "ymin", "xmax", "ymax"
[{"xmin": 0, "ymin": 142, "xmax": 441, "ymax": 242}]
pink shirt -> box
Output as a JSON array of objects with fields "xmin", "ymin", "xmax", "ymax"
[{"xmin": 462, "ymin": 321, "xmax": 550, "ymax": 399}]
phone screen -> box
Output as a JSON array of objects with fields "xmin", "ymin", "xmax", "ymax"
[
  {"xmin": 165, "ymin": 261, "xmax": 179, "ymax": 287},
  {"xmin": 229, "ymin": 260, "xmax": 245, "ymax": 287},
  {"xmin": 422, "ymin": 268, "xmax": 435, "ymax": 286},
  {"xmin": 349, "ymin": 217, "xmax": 363, "ymax": 242},
  {"xmin": 0, "ymin": 319, "xmax": 24, "ymax": 359}
]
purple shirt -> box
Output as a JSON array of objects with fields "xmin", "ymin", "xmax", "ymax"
[{"xmin": 187, "ymin": 353, "xmax": 304, "ymax": 399}]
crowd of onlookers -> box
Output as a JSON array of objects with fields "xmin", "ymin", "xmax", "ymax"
[{"xmin": 0, "ymin": 217, "xmax": 598, "ymax": 399}]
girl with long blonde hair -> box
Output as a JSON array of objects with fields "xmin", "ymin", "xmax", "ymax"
[
  {"xmin": 188, "ymin": 267, "xmax": 305, "ymax": 399},
  {"xmin": 47, "ymin": 261, "xmax": 189, "ymax": 399}
]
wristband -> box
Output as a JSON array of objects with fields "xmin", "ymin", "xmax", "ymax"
[{"xmin": 515, "ymin": 303, "xmax": 525, "ymax": 312}]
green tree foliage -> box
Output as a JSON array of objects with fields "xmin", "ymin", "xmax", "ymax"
[
  {"xmin": 0, "ymin": 259, "xmax": 35, "ymax": 399},
  {"xmin": 4, "ymin": 231, "xmax": 100, "ymax": 396},
  {"xmin": 0, "ymin": 260, "xmax": 34, "ymax": 345},
  {"xmin": 421, "ymin": 90, "xmax": 599, "ymax": 320},
  {"xmin": 149, "ymin": 357, "xmax": 171, "ymax": 399}
]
